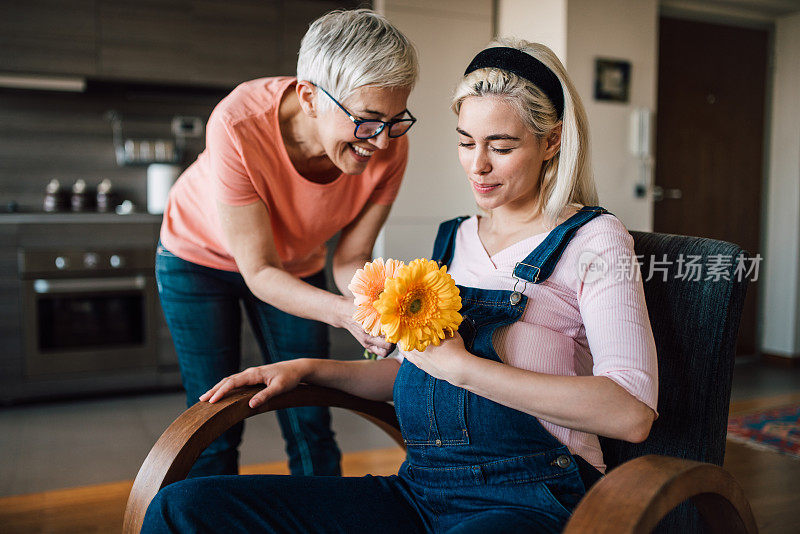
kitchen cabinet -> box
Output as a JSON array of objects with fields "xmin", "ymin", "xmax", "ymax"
[
  {"xmin": 1, "ymin": 0, "xmax": 363, "ymax": 88},
  {"xmin": 97, "ymin": 0, "xmax": 198, "ymax": 84},
  {"xmin": 97, "ymin": 0, "xmax": 284, "ymax": 87},
  {"xmin": 189, "ymin": 0, "xmax": 284, "ymax": 86},
  {"xmin": 0, "ymin": 0, "xmax": 97, "ymax": 77},
  {"xmin": 0, "ymin": 224, "xmax": 22, "ymax": 384}
]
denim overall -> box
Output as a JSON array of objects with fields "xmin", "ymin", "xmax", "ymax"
[
  {"xmin": 142, "ymin": 207, "xmax": 614, "ymax": 534},
  {"xmin": 392, "ymin": 206, "xmax": 609, "ymax": 533}
]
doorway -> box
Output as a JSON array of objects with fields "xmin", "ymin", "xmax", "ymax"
[{"xmin": 654, "ymin": 16, "xmax": 769, "ymax": 355}]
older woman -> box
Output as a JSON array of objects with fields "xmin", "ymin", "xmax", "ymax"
[
  {"xmin": 156, "ymin": 9, "xmax": 418, "ymax": 478},
  {"xmin": 145, "ymin": 38, "xmax": 657, "ymax": 533}
]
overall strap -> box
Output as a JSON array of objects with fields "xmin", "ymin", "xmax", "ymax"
[
  {"xmin": 431, "ymin": 216, "xmax": 469, "ymax": 266},
  {"xmin": 513, "ymin": 206, "xmax": 611, "ymax": 284}
]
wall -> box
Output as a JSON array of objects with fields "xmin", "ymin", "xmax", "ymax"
[
  {"xmin": 566, "ymin": 0, "xmax": 658, "ymax": 231},
  {"xmin": 376, "ymin": 0, "xmax": 493, "ymax": 261},
  {"xmin": 761, "ymin": 11, "xmax": 800, "ymax": 358},
  {"xmin": 496, "ymin": 0, "xmax": 567, "ymax": 61}
]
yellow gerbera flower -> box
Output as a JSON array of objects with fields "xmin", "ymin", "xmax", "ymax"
[
  {"xmin": 348, "ymin": 258, "xmax": 405, "ymax": 336},
  {"xmin": 374, "ymin": 258, "xmax": 462, "ymax": 351}
]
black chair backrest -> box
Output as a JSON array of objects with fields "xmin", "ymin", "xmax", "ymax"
[{"xmin": 598, "ymin": 231, "xmax": 750, "ymax": 532}]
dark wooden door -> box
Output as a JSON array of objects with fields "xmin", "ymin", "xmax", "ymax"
[{"xmin": 655, "ymin": 17, "xmax": 768, "ymax": 355}]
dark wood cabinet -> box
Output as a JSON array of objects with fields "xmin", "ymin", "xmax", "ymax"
[
  {"xmin": 98, "ymin": 0, "xmax": 282, "ymax": 87},
  {"xmin": 191, "ymin": 0, "xmax": 283, "ymax": 86},
  {"xmin": 97, "ymin": 0, "xmax": 197, "ymax": 84},
  {"xmin": 0, "ymin": 0, "xmax": 97, "ymax": 77},
  {"xmin": 1, "ymin": 0, "xmax": 364, "ymax": 88}
]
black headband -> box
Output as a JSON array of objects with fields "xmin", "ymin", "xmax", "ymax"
[{"xmin": 464, "ymin": 47, "xmax": 564, "ymax": 118}]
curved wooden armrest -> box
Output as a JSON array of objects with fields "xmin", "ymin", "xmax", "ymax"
[
  {"xmin": 123, "ymin": 384, "xmax": 402, "ymax": 534},
  {"xmin": 563, "ymin": 455, "xmax": 757, "ymax": 534}
]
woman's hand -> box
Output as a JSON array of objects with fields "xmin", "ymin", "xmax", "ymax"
[
  {"xmin": 336, "ymin": 296, "xmax": 395, "ymax": 357},
  {"xmin": 199, "ymin": 359, "xmax": 311, "ymax": 409},
  {"xmin": 402, "ymin": 332, "xmax": 473, "ymax": 386},
  {"xmin": 343, "ymin": 319, "xmax": 395, "ymax": 357}
]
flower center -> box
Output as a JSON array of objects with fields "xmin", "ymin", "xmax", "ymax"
[{"xmin": 400, "ymin": 288, "xmax": 434, "ymax": 328}]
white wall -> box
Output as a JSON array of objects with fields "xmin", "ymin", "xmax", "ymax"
[
  {"xmin": 496, "ymin": 0, "xmax": 567, "ymax": 62},
  {"xmin": 496, "ymin": 0, "xmax": 659, "ymax": 231},
  {"xmin": 761, "ymin": 11, "xmax": 800, "ymax": 357},
  {"xmin": 376, "ymin": 0, "xmax": 493, "ymax": 262},
  {"xmin": 566, "ymin": 0, "xmax": 658, "ymax": 231}
]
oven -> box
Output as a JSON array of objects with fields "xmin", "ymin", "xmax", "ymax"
[{"xmin": 20, "ymin": 248, "xmax": 159, "ymax": 377}]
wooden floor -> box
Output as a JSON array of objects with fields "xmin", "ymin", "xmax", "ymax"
[
  {"xmin": 2, "ymin": 394, "xmax": 799, "ymax": 534},
  {"xmin": 0, "ymin": 448, "xmax": 407, "ymax": 534},
  {"xmin": 722, "ymin": 392, "xmax": 800, "ymax": 534}
]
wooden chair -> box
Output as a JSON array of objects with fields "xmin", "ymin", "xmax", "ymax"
[{"xmin": 124, "ymin": 231, "xmax": 758, "ymax": 533}]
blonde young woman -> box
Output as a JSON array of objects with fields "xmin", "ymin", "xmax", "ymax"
[{"xmin": 143, "ymin": 39, "xmax": 657, "ymax": 534}]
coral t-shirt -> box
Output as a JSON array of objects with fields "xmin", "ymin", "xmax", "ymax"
[{"xmin": 160, "ymin": 77, "xmax": 408, "ymax": 277}]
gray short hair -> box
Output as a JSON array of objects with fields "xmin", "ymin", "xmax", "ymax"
[
  {"xmin": 452, "ymin": 38, "xmax": 598, "ymax": 226},
  {"xmin": 296, "ymin": 9, "xmax": 418, "ymax": 110}
]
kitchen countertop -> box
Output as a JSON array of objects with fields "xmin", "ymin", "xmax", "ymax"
[{"xmin": 0, "ymin": 212, "xmax": 163, "ymax": 224}]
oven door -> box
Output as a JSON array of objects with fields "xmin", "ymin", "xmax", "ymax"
[{"xmin": 22, "ymin": 275, "xmax": 159, "ymax": 377}]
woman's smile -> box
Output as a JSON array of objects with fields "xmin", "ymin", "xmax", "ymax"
[
  {"xmin": 470, "ymin": 180, "xmax": 501, "ymax": 194},
  {"xmin": 349, "ymin": 143, "xmax": 375, "ymax": 161}
]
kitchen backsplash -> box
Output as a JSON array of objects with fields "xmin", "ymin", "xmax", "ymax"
[{"xmin": 0, "ymin": 83, "xmax": 227, "ymax": 212}]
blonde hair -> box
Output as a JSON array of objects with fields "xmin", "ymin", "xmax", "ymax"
[
  {"xmin": 452, "ymin": 38, "xmax": 598, "ymax": 226},
  {"xmin": 297, "ymin": 9, "xmax": 418, "ymax": 111}
]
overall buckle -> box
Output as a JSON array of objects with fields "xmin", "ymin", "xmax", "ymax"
[{"xmin": 510, "ymin": 262, "xmax": 540, "ymax": 305}]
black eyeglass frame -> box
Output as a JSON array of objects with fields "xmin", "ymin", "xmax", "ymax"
[{"xmin": 313, "ymin": 84, "xmax": 417, "ymax": 140}]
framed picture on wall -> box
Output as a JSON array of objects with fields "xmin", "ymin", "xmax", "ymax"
[{"xmin": 594, "ymin": 58, "xmax": 631, "ymax": 103}]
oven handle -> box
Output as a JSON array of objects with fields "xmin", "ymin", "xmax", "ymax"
[{"xmin": 33, "ymin": 275, "xmax": 148, "ymax": 294}]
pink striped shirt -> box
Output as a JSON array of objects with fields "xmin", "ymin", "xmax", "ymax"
[{"xmin": 444, "ymin": 214, "xmax": 658, "ymax": 472}]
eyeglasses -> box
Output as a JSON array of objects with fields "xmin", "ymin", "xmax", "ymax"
[{"xmin": 314, "ymin": 84, "xmax": 416, "ymax": 140}]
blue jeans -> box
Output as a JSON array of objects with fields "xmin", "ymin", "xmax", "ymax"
[
  {"xmin": 143, "ymin": 472, "xmax": 568, "ymax": 533},
  {"xmin": 155, "ymin": 243, "xmax": 341, "ymax": 477}
]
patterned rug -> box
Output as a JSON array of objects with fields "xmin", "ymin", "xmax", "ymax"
[{"xmin": 727, "ymin": 403, "xmax": 800, "ymax": 460}]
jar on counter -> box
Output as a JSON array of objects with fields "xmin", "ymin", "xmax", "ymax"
[
  {"xmin": 70, "ymin": 179, "xmax": 90, "ymax": 212},
  {"xmin": 96, "ymin": 179, "xmax": 117, "ymax": 213},
  {"xmin": 43, "ymin": 179, "xmax": 67, "ymax": 212}
]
